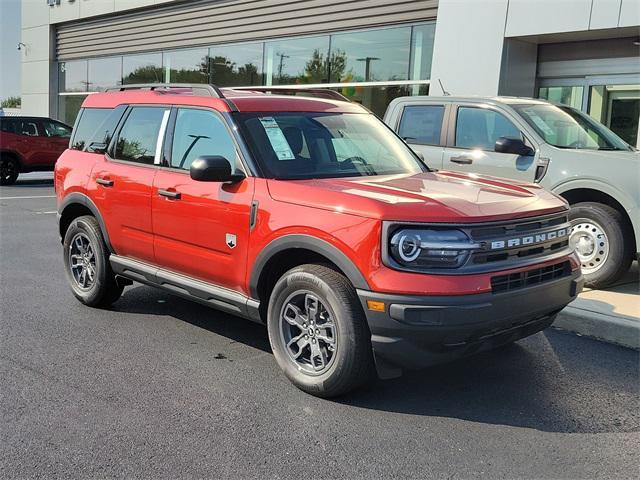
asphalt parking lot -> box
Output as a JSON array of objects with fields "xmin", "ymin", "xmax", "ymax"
[{"xmin": 1, "ymin": 173, "xmax": 639, "ymax": 479}]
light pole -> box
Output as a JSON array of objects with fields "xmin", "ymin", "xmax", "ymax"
[{"xmin": 356, "ymin": 56, "xmax": 380, "ymax": 82}]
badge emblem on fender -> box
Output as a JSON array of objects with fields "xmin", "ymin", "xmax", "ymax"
[{"xmin": 226, "ymin": 233, "xmax": 237, "ymax": 249}]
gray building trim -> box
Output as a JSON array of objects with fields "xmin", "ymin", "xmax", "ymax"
[{"xmin": 56, "ymin": 0, "xmax": 438, "ymax": 60}]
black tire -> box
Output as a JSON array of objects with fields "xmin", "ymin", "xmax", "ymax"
[
  {"xmin": 569, "ymin": 202, "xmax": 633, "ymax": 289},
  {"xmin": 63, "ymin": 215, "xmax": 123, "ymax": 307},
  {"xmin": 267, "ymin": 264, "xmax": 374, "ymax": 398},
  {"xmin": 0, "ymin": 155, "xmax": 19, "ymax": 185}
]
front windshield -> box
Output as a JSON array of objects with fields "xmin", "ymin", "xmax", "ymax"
[
  {"xmin": 234, "ymin": 112, "xmax": 426, "ymax": 179},
  {"xmin": 513, "ymin": 103, "xmax": 631, "ymax": 151}
]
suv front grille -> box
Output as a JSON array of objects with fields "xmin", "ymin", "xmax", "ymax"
[{"xmin": 491, "ymin": 261, "xmax": 571, "ymax": 293}]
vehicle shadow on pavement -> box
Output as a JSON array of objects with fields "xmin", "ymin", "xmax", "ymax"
[
  {"xmin": 342, "ymin": 331, "xmax": 639, "ymax": 434},
  {"xmin": 11, "ymin": 178, "xmax": 54, "ymax": 187},
  {"xmin": 113, "ymin": 285, "xmax": 271, "ymax": 353},
  {"xmin": 114, "ymin": 286, "xmax": 639, "ymax": 435}
]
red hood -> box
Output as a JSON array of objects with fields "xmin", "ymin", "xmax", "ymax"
[{"xmin": 267, "ymin": 171, "xmax": 568, "ymax": 222}]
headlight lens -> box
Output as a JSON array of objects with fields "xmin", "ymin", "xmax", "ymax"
[{"xmin": 389, "ymin": 228, "xmax": 476, "ymax": 269}]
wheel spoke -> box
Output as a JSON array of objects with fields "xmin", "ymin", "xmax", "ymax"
[
  {"xmin": 310, "ymin": 340, "xmax": 327, "ymax": 371},
  {"xmin": 286, "ymin": 333, "xmax": 309, "ymax": 359},
  {"xmin": 283, "ymin": 303, "xmax": 307, "ymax": 329},
  {"xmin": 305, "ymin": 294, "xmax": 319, "ymax": 323}
]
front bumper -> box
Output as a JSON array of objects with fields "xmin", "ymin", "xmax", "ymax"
[{"xmin": 357, "ymin": 269, "xmax": 583, "ymax": 378}]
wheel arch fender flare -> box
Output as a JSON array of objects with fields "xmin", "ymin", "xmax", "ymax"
[
  {"xmin": 0, "ymin": 149, "xmax": 24, "ymax": 170},
  {"xmin": 58, "ymin": 192, "xmax": 115, "ymax": 253},
  {"xmin": 249, "ymin": 234, "xmax": 370, "ymax": 299}
]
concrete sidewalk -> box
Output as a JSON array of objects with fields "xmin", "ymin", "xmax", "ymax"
[{"xmin": 554, "ymin": 261, "xmax": 639, "ymax": 349}]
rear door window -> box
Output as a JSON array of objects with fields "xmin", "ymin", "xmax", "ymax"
[
  {"xmin": 17, "ymin": 120, "xmax": 40, "ymax": 137},
  {"xmin": 42, "ymin": 120, "xmax": 72, "ymax": 138},
  {"xmin": 398, "ymin": 105, "xmax": 445, "ymax": 145},
  {"xmin": 113, "ymin": 107, "xmax": 169, "ymax": 165}
]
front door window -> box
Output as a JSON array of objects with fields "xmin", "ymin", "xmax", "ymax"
[{"xmin": 455, "ymin": 107, "xmax": 521, "ymax": 151}]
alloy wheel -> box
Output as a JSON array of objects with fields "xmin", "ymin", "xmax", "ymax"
[
  {"xmin": 279, "ymin": 291, "xmax": 337, "ymax": 375},
  {"xmin": 69, "ymin": 233, "xmax": 97, "ymax": 290}
]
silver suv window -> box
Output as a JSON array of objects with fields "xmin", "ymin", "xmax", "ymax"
[
  {"xmin": 455, "ymin": 107, "xmax": 521, "ymax": 150},
  {"xmin": 397, "ymin": 105, "xmax": 444, "ymax": 145}
]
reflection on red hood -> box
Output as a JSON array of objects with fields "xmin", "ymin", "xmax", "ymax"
[{"xmin": 267, "ymin": 171, "xmax": 568, "ymax": 223}]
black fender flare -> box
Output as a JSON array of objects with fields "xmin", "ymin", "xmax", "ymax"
[
  {"xmin": 249, "ymin": 234, "xmax": 370, "ymax": 299},
  {"xmin": 58, "ymin": 192, "xmax": 115, "ymax": 253}
]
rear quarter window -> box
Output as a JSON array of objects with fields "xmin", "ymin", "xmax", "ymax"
[{"xmin": 71, "ymin": 107, "xmax": 118, "ymax": 151}]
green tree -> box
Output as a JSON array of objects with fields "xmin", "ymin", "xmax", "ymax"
[
  {"xmin": 303, "ymin": 49, "xmax": 347, "ymax": 84},
  {"xmin": 1, "ymin": 96, "xmax": 21, "ymax": 108}
]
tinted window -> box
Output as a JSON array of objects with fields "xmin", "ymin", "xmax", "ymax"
[
  {"xmin": 398, "ymin": 105, "xmax": 444, "ymax": 145},
  {"xmin": 0, "ymin": 118, "xmax": 17, "ymax": 134},
  {"xmin": 114, "ymin": 107, "xmax": 168, "ymax": 164},
  {"xmin": 71, "ymin": 108, "xmax": 112, "ymax": 151},
  {"xmin": 170, "ymin": 109, "xmax": 237, "ymax": 171},
  {"xmin": 455, "ymin": 107, "xmax": 521, "ymax": 150},
  {"xmin": 16, "ymin": 120, "xmax": 40, "ymax": 137},
  {"xmin": 42, "ymin": 120, "xmax": 72, "ymax": 138}
]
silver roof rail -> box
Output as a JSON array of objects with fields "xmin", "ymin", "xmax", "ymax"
[
  {"xmin": 229, "ymin": 86, "xmax": 350, "ymax": 102},
  {"xmin": 104, "ymin": 83, "xmax": 225, "ymax": 98}
]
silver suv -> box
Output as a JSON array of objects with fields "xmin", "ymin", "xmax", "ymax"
[{"xmin": 384, "ymin": 96, "xmax": 639, "ymax": 288}]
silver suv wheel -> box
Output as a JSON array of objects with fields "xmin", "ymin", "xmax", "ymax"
[{"xmin": 570, "ymin": 218, "xmax": 610, "ymax": 275}]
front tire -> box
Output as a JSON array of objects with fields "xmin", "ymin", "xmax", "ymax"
[
  {"xmin": 0, "ymin": 156, "xmax": 19, "ymax": 185},
  {"xmin": 569, "ymin": 202, "xmax": 633, "ymax": 289},
  {"xmin": 267, "ymin": 264, "xmax": 374, "ymax": 398},
  {"xmin": 63, "ymin": 215, "xmax": 123, "ymax": 307}
]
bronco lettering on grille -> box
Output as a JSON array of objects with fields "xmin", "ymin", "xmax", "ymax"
[{"xmin": 490, "ymin": 228, "xmax": 568, "ymax": 250}]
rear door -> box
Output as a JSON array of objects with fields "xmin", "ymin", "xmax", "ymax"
[
  {"xmin": 90, "ymin": 106, "xmax": 170, "ymax": 264},
  {"xmin": 392, "ymin": 102, "xmax": 447, "ymax": 169},
  {"xmin": 15, "ymin": 119, "xmax": 52, "ymax": 169},
  {"xmin": 442, "ymin": 103, "xmax": 537, "ymax": 182},
  {"xmin": 152, "ymin": 107, "xmax": 254, "ymax": 293}
]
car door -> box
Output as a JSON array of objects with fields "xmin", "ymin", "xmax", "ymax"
[
  {"xmin": 40, "ymin": 119, "xmax": 72, "ymax": 164},
  {"xmin": 90, "ymin": 105, "xmax": 170, "ymax": 264},
  {"xmin": 394, "ymin": 103, "xmax": 447, "ymax": 169},
  {"xmin": 442, "ymin": 104, "xmax": 537, "ymax": 182},
  {"xmin": 152, "ymin": 107, "xmax": 254, "ymax": 293},
  {"xmin": 16, "ymin": 119, "xmax": 51, "ymax": 168}
]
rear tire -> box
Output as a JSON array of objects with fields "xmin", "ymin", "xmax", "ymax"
[
  {"xmin": 63, "ymin": 215, "xmax": 123, "ymax": 307},
  {"xmin": 267, "ymin": 264, "xmax": 374, "ymax": 398},
  {"xmin": 569, "ymin": 202, "xmax": 633, "ymax": 289},
  {"xmin": 0, "ymin": 155, "xmax": 19, "ymax": 185}
]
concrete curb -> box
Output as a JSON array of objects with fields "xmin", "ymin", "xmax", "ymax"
[{"xmin": 553, "ymin": 306, "xmax": 640, "ymax": 350}]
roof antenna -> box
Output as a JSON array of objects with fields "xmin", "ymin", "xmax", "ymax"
[{"xmin": 438, "ymin": 78, "xmax": 450, "ymax": 96}]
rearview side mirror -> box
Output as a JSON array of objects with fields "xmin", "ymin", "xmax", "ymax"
[
  {"xmin": 189, "ymin": 155, "xmax": 245, "ymax": 183},
  {"xmin": 494, "ymin": 137, "xmax": 534, "ymax": 156}
]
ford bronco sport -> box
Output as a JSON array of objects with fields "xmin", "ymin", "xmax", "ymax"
[
  {"xmin": 56, "ymin": 84, "xmax": 583, "ymax": 397},
  {"xmin": 384, "ymin": 96, "xmax": 639, "ymax": 289}
]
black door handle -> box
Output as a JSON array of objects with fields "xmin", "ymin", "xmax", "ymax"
[
  {"xmin": 96, "ymin": 177, "xmax": 114, "ymax": 187},
  {"xmin": 158, "ymin": 189, "xmax": 181, "ymax": 200},
  {"xmin": 450, "ymin": 155, "xmax": 473, "ymax": 165}
]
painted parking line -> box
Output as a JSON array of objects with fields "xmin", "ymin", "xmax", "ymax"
[
  {"xmin": 35, "ymin": 211, "xmax": 58, "ymax": 215},
  {"xmin": 0, "ymin": 195, "xmax": 56, "ymax": 200}
]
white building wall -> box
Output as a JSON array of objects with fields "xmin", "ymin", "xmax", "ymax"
[{"xmin": 430, "ymin": 0, "xmax": 640, "ymax": 98}]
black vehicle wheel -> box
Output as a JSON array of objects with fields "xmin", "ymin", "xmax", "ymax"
[
  {"xmin": 267, "ymin": 264, "xmax": 374, "ymax": 398},
  {"xmin": 569, "ymin": 202, "xmax": 633, "ymax": 289},
  {"xmin": 0, "ymin": 156, "xmax": 19, "ymax": 185},
  {"xmin": 63, "ymin": 215, "xmax": 123, "ymax": 307}
]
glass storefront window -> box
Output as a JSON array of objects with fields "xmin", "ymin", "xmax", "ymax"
[
  {"xmin": 163, "ymin": 48, "xmax": 209, "ymax": 84},
  {"xmin": 209, "ymin": 42, "xmax": 264, "ymax": 86},
  {"xmin": 265, "ymin": 36, "xmax": 330, "ymax": 85},
  {"xmin": 538, "ymin": 86, "xmax": 584, "ymax": 109},
  {"xmin": 589, "ymin": 84, "xmax": 640, "ymax": 147},
  {"xmin": 409, "ymin": 23, "xmax": 436, "ymax": 81},
  {"xmin": 88, "ymin": 56, "xmax": 122, "ymax": 92},
  {"xmin": 331, "ymin": 83, "xmax": 428, "ymax": 118},
  {"xmin": 58, "ymin": 95, "xmax": 87, "ymax": 126},
  {"xmin": 123, "ymin": 53, "xmax": 163, "ymax": 84},
  {"xmin": 59, "ymin": 60, "xmax": 88, "ymax": 92},
  {"xmin": 330, "ymin": 26, "xmax": 411, "ymax": 83}
]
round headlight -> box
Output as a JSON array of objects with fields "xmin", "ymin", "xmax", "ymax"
[{"xmin": 397, "ymin": 233, "xmax": 421, "ymax": 262}]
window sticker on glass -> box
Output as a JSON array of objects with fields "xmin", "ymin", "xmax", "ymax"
[{"xmin": 259, "ymin": 117, "xmax": 295, "ymax": 160}]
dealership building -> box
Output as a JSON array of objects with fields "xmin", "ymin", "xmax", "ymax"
[{"xmin": 20, "ymin": 0, "xmax": 640, "ymax": 146}]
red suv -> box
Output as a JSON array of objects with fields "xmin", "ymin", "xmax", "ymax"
[
  {"xmin": 55, "ymin": 84, "xmax": 583, "ymax": 397},
  {"xmin": 0, "ymin": 116, "xmax": 71, "ymax": 185}
]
